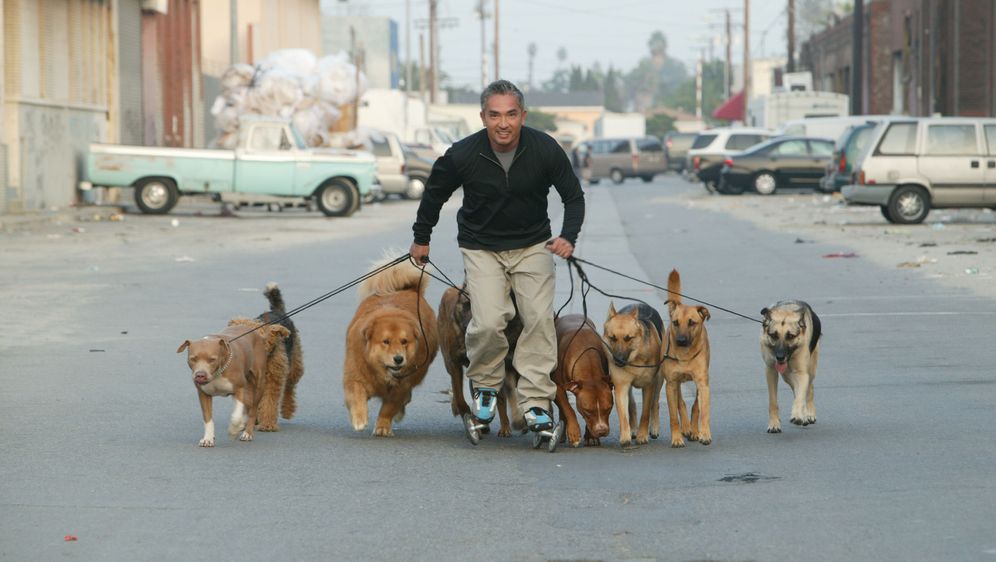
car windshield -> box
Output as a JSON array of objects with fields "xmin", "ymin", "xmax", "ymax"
[
  {"xmin": 741, "ymin": 137, "xmax": 782, "ymax": 155},
  {"xmin": 691, "ymin": 134, "xmax": 717, "ymax": 149}
]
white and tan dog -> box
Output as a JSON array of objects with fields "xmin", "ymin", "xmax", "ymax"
[{"xmin": 760, "ymin": 300, "xmax": 822, "ymax": 433}]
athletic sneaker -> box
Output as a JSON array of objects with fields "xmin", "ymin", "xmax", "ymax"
[
  {"xmin": 524, "ymin": 407, "xmax": 554, "ymax": 432},
  {"xmin": 471, "ymin": 387, "xmax": 499, "ymax": 423}
]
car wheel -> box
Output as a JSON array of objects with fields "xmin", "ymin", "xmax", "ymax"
[
  {"xmin": 134, "ymin": 177, "xmax": 179, "ymax": 214},
  {"xmin": 753, "ymin": 172, "xmax": 778, "ymax": 195},
  {"xmin": 610, "ymin": 168, "xmax": 625, "ymax": 185},
  {"xmin": 403, "ymin": 176, "xmax": 426, "ymax": 200},
  {"xmin": 721, "ymin": 177, "xmax": 745, "ymax": 195},
  {"xmin": 316, "ymin": 178, "xmax": 357, "ymax": 217},
  {"xmin": 641, "ymin": 175, "xmax": 654, "ymax": 183},
  {"xmin": 887, "ymin": 185, "xmax": 930, "ymax": 224},
  {"xmin": 880, "ymin": 205, "xmax": 897, "ymax": 223}
]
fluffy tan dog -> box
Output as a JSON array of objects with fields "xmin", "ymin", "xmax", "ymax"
[{"xmin": 343, "ymin": 257, "xmax": 439, "ymax": 437}]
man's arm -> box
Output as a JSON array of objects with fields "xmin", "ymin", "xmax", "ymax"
[
  {"xmin": 549, "ymin": 143, "xmax": 585, "ymax": 248},
  {"xmin": 412, "ymin": 149, "xmax": 463, "ymax": 246}
]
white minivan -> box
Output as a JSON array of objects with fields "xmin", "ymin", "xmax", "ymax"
[{"xmin": 842, "ymin": 117, "xmax": 996, "ymax": 223}]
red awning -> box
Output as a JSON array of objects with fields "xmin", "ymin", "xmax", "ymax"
[{"xmin": 712, "ymin": 89, "xmax": 745, "ymax": 121}]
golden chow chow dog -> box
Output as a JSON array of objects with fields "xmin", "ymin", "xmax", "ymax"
[
  {"xmin": 661, "ymin": 269, "xmax": 712, "ymax": 448},
  {"xmin": 178, "ymin": 318, "xmax": 289, "ymax": 447},
  {"xmin": 343, "ymin": 257, "xmax": 439, "ymax": 437},
  {"xmin": 437, "ymin": 285, "xmax": 523, "ymax": 437},
  {"xmin": 603, "ymin": 302, "xmax": 665, "ymax": 448},
  {"xmin": 760, "ymin": 300, "xmax": 822, "ymax": 433}
]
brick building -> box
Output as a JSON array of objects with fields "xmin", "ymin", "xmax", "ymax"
[{"xmin": 800, "ymin": 0, "xmax": 996, "ymax": 117}]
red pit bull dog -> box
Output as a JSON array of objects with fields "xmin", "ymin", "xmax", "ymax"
[{"xmin": 552, "ymin": 314, "xmax": 614, "ymax": 447}]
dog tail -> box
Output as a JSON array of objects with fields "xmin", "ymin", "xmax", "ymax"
[
  {"xmin": 263, "ymin": 282, "xmax": 287, "ymax": 315},
  {"xmin": 667, "ymin": 269, "xmax": 682, "ymax": 306},
  {"xmin": 358, "ymin": 252, "xmax": 429, "ymax": 301}
]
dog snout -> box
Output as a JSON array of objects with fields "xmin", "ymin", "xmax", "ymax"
[
  {"xmin": 592, "ymin": 422, "xmax": 610, "ymax": 438},
  {"xmin": 392, "ymin": 354, "xmax": 405, "ymax": 366},
  {"xmin": 611, "ymin": 351, "xmax": 629, "ymax": 367},
  {"xmin": 774, "ymin": 345, "xmax": 789, "ymax": 362},
  {"xmin": 193, "ymin": 370, "xmax": 209, "ymax": 384},
  {"xmin": 676, "ymin": 335, "xmax": 690, "ymax": 347}
]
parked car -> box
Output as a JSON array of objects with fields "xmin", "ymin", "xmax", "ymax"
[
  {"xmin": 369, "ymin": 131, "xmax": 430, "ymax": 200},
  {"xmin": 580, "ymin": 136, "xmax": 668, "ymax": 184},
  {"xmin": 843, "ymin": 117, "xmax": 996, "ymax": 224},
  {"xmin": 685, "ymin": 127, "xmax": 772, "ymax": 189},
  {"xmin": 777, "ymin": 115, "xmax": 891, "ymax": 141},
  {"xmin": 718, "ymin": 136, "xmax": 835, "ymax": 195},
  {"xmin": 83, "ymin": 117, "xmax": 378, "ymax": 216},
  {"xmin": 663, "ymin": 131, "xmax": 698, "ymax": 172},
  {"xmin": 818, "ymin": 122, "xmax": 877, "ymax": 193}
]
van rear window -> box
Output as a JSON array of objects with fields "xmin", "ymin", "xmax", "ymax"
[
  {"xmin": 691, "ymin": 134, "xmax": 717, "ymax": 149},
  {"xmin": 877, "ymin": 123, "xmax": 917, "ymax": 155}
]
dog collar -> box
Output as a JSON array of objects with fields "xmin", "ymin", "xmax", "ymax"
[{"xmin": 204, "ymin": 347, "xmax": 234, "ymax": 384}]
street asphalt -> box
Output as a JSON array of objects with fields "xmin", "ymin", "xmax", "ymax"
[{"xmin": 1, "ymin": 174, "xmax": 994, "ymax": 561}]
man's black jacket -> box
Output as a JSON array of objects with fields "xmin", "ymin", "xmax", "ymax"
[{"xmin": 412, "ymin": 126, "xmax": 585, "ymax": 251}]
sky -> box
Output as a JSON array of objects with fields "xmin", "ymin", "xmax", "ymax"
[{"xmin": 322, "ymin": 0, "xmax": 791, "ymax": 90}]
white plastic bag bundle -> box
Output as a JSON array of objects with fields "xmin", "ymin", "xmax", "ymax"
[{"xmin": 211, "ymin": 48, "xmax": 364, "ymax": 148}]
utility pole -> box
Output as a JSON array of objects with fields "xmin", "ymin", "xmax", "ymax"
[
  {"xmin": 230, "ymin": 0, "xmax": 238, "ymax": 64},
  {"xmin": 725, "ymin": 9, "xmax": 732, "ymax": 99},
  {"xmin": 787, "ymin": 0, "xmax": 795, "ymax": 73},
  {"xmin": 743, "ymin": 0, "xmax": 750, "ymax": 122},
  {"xmin": 478, "ymin": 0, "xmax": 488, "ymax": 89},
  {"xmin": 419, "ymin": 33, "xmax": 427, "ymax": 106},
  {"xmin": 851, "ymin": 0, "xmax": 863, "ymax": 115},
  {"xmin": 429, "ymin": 0, "xmax": 438, "ymax": 103},
  {"xmin": 696, "ymin": 50, "xmax": 704, "ymax": 119},
  {"xmin": 405, "ymin": 0, "xmax": 412, "ymax": 135},
  {"xmin": 493, "ymin": 0, "xmax": 500, "ymax": 80}
]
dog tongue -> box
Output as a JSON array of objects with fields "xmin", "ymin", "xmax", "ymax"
[{"xmin": 775, "ymin": 360, "xmax": 788, "ymax": 374}]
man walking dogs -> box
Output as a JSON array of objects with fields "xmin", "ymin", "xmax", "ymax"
[{"xmin": 409, "ymin": 80, "xmax": 585, "ymax": 450}]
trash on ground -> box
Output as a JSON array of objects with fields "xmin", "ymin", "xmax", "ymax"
[
  {"xmin": 170, "ymin": 219, "xmax": 180, "ymax": 228},
  {"xmin": 64, "ymin": 535, "xmax": 78, "ymax": 542},
  {"xmin": 930, "ymin": 223, "xmax": 946, "ymax": 230},
  {"xmin": 174, "ymin": 256, "xmax": 196, "ymax": 263},
  {"xmin": 947, "ymin": 250, "xmax": 978, "ymax": 255},
  {"xmin": 823, "ymin": 252, "xmax": 858, "ymax": 258},
  {"xmin": 977, "ymin": 237, "xmax": 996, "ymax": 243},
  {"xmin": 109, "ymin": 213, "xmax": 125, "ymax": 222},
  {"xmin": 794, "ymin": 238, "xmax": 813, "ymax": 244},
  {"xmin": 71, "ymin": 227, "xmax": 86, "ymax": 234},
  {"xmin": 89, "ymin": 349, "xmax": 105, "ymax": 353},
  {"xmin": 919, "ymin": 242, "xmax": 937, "ymax": 247},
  {"xmin": 965, "ymin": 267, "xmax": 980, "ymax": 275}
]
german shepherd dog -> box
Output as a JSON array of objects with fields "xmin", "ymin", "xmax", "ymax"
[
  {"xmin": 603, "ymin": 302, "xmax": 665, "ymax": 447},
  {"xmin": 436, "ymin": 286, "xmax": 523, "ymax": 437},
  {"xmin": 760, "ymin": 301, "xmax": 822, "ymax": 433},
  {"xmin": 661, "ymin": 269, "xmax": 712, "ymax": 448}
]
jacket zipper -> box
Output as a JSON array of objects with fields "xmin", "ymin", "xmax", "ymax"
[{"xmin": 479, "ymin": 146, "xmax": 527, "ymax": 192}]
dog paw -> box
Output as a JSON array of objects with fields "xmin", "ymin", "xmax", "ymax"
[
  {"xmin": 767, "ymin": 425, "xmax": 782, "ymax": 433},
  {"xmin": 566, "ymin": 426, "xmax": 582, "ymax": 446},
  {"xmin": 256, "ymin": 423, "xmax": 279, "ymax": 432},
  {"xmin": 585, "ymin": 437, "xmax": 602, "ymax": 447},
  {"xmin": 688, "ymin": 432, "xmax": 700, "ymax": 442},
  {"xmin": 670, "ymin": 436, "xmax": 686, "ymax": 448},
  {"xmin": 373, "ymin": 426, "xmax": 394, "ymax": 437},
  {"xmin": 352, "ymin": 421, "xmax": 368, "ymax": 432},
  {"xmin": 790, "ymin": 416, "xmax": 805, "ymax": 426},
  {"xmin": 636, "ymin": 432, "xmax": 650, "ymax": 445},
  {"xmin": 619, "ymin": 439, "xmax": 637, "ymax": 449},
  {"xmin": 698, "ymin": 434, "xmax": 712, "ymax": 446},
  {"xmin": 198, "ymin": 438, "xmax": 215, "ymax": 447},
  {"xmin": 239, "ymin": 431, "xmax": 253, "ymax": 442},
  {"xmin": 497, "ymin": 427, "xmax": 512, "ymax": 438},
  {"xmin": 650, "ymin": 431, "xmax": 659, "ymax": 440}
]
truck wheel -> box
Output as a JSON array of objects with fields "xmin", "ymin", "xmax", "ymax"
[
  {"xmin": 880, "ymin": 205, "xmax": 897, "ymax": 223},
  {"xmin": 887, "ymin": 185, "xmax": 930, "ymax": 224},
  {"xmin": 316, "ymin": 179, "xmax": 357, "ymax": 217},
  {"xmin": 641, "ymin": 175, "xmax": 654, "ymax": 183},
  {"xmin": 610, "ymin": 168, "xmax": 625, "ymax": 185},
  {"xmin": 134, "ymin": 178, "xmax": 178, "ymax": 214},
  {"xmin": 404, "ymin": 176, "xmax": 426, "ymax": 200}
]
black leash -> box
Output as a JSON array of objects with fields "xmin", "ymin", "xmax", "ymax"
[{"xmin": 230, "ymin": 253, "xmax": 411, "ymax": 342}]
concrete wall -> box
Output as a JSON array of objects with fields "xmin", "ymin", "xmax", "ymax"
[
  {"xmin": 201, "ymin": 0, "xmax": 321, "ymax": 76},
  {"xmin": 322, "ymin": 16, "xmax": 398, "ymax": 90}
]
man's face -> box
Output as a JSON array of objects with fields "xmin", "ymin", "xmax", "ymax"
[{"xmin": 480, "ymin": 93, "xmax": 526, "ymax": 152}]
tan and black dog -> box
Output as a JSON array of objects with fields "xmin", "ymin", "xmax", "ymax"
[
  {"xmin": 603, "ymin": 302, "xmax": 665, "ymax": 447},
  {"xmin": 343, "ymin": 257, "xmax": 439, "ymax": 437},
  {"xmin": 178, "ymin": 318, "xmax": 289, "ymax": 447},
  {"xmin": 760, "ymin": 300, "xmax": 822, "ymax": 432},
  {"xmin": 552, "ymin": 314, "xmax": 613, "ymax": 447},
  {"xmin": 437, "ymin": 285, "xmax": 523, "ymax": 437},
  {"xmin": 661, "ymin": 269, "xmax": 712, "ymax": 448},
  {"xmin": 254, "ymin": 283, "xmax": 305, "ymax": 431}
]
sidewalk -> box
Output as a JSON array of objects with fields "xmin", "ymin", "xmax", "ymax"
[{"xmin": 0, "ymin": 204, "xmax": 127, "ymax": 233}]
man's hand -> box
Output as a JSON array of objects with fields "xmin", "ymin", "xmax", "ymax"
[
  {"xmin": 545, "ymin": 237, "xmax": 574, "ymax": 259},
  {"xmin": 409, "ymin": 243, "xmax": 430, "ymax": 266}
]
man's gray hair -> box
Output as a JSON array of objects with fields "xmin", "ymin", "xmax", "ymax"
[{"xmin": 480, "ymin": 80, "xmax": 525, "ymax": 110}]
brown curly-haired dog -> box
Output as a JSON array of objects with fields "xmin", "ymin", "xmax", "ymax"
[
  {"xmin": 255, "ymin": 283, "xmax": 305, "ymax": 431},
  {"xmin": 178, "ymin": 318, "xmax": 289, "ymax": 447},
  {"xmin": 343, "ymin": 257, "xmax": 438, "ymax": 437}
]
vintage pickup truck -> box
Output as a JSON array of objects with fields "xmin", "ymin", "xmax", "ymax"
[{"xmin": 84, "ymin": 118, "xmax": 379, "ymax": 217}]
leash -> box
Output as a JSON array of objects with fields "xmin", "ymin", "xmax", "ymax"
[{"xmin": 229, "ymin": 253, "xmax": 411, "ymax": 342}]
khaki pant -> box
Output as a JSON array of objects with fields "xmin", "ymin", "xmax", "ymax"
[{"xmin": 461, "ymin": 242, "xmax": 557, "ymax": 413}]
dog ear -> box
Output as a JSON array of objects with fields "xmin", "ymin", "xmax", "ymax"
[
  {"xmin": 697, "ymin": 306, "xmax": 711, "ymax": 322},
  {"xmin": 176, "ymin": 340, "xmax": 190, "ymax": 353},
  {"xmin": 606, "ymin": 301, "xmax": 617, "ymax": 322},
  {"xmin": 219, "ymin": 338, "xmax": 231, "ymax": 358},
  {"xmin": 799, "ymin": 316, "xmax": 807, "ymax": 332},
  {"xmin": 760, "ymin": 307, "xmax": 770, "ymax": 319},
  {"xmin": 566, "ymin": 381, "xmax": 581, "ymax": 394},
  {"xmin": 666, "ymin": 298, "xmax": 677, "ymax": 315}
]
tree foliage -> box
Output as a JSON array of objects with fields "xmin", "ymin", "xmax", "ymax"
[{"xmin": 525, "ymin": 108, "xmax": 558, "ymax": 132}]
